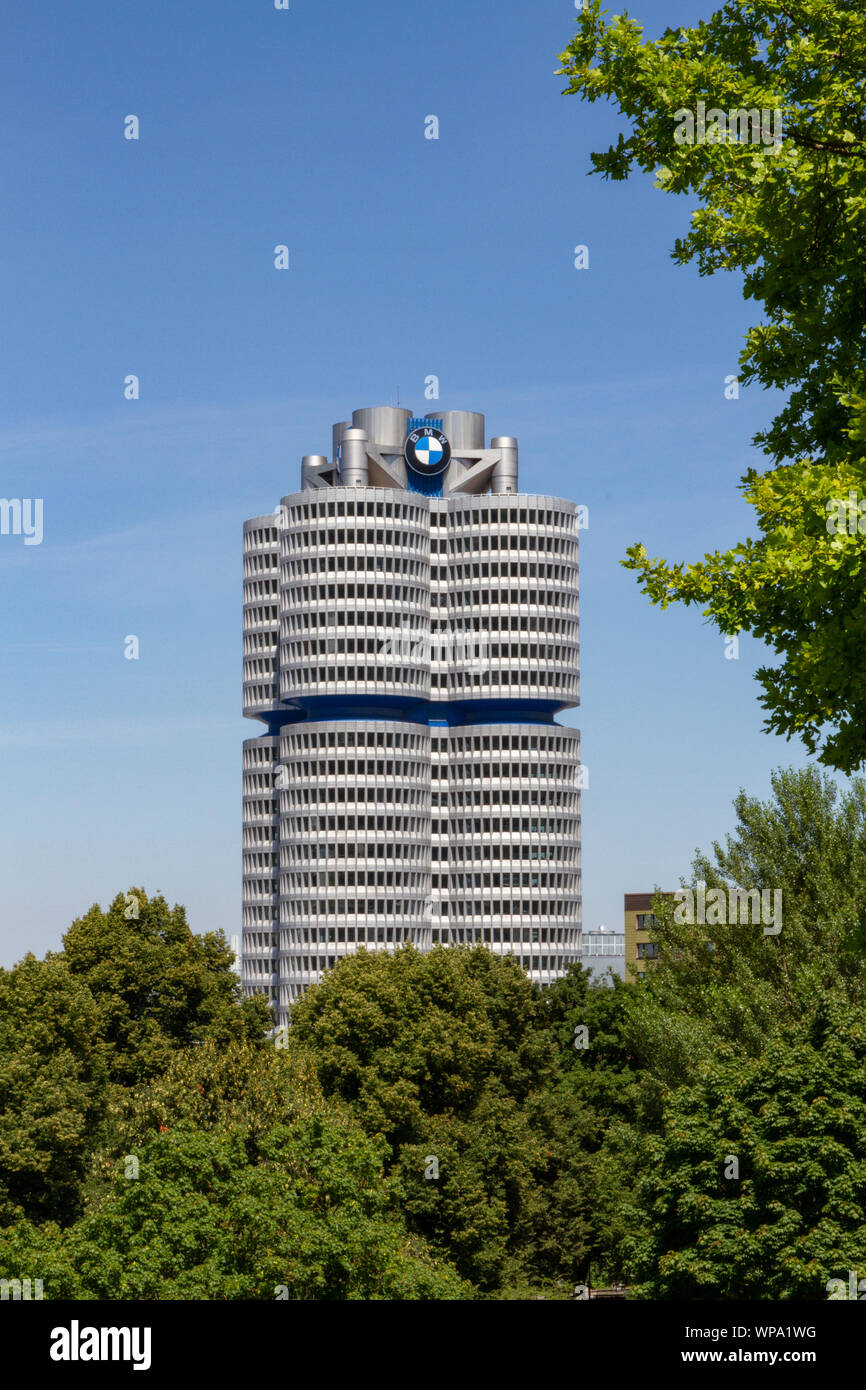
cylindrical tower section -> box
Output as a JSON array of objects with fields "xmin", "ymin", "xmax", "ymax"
[
  {"xmin": 339, "ymin": 428, "xmax": 369, "ymax": 487},
  {"xmin": 242, "ymin": 734, "xmax": 281, "ymax": 1015},
  {"xmin": 278, "ymin": 719, "xmax": 431, "ymax": 1007},
  {"xmin": 332, "ymin": 421, "xmax": 351, "ymax": 466},
  {"xmin": 243, "ymin": 516, "xmax": 280, "ymax": 720},
  {"xmin": 352, "ymin": 406, "xmax": 411, "ymax": 450},
  {"xmin": 491, "ymin": 436, "xmax": 519, "ymax": 493},
  {"xmin": 278, "ymin": 487, "xmax": 432, "ymax": 707},
  {"xmin": 430, "ymin": 410, "xmax": 485, "ymax": 451},
  {"xmin": 439, "ymin": 494, "xmax": 579, "ymax": 710},
  {"xmin": 438, "ymin": 723, "xmax": 582, "ymax": 984}
]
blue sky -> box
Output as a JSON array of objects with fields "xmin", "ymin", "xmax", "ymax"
[{"xmin": 0, "ymin": 0, "xmax": 813, "ymax": 964}]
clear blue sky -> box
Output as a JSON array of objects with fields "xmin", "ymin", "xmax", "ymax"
[{"xmin": 0, "ymin": 0, "xmax": 813, "ymax": 964}]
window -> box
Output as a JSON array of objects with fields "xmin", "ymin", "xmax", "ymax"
[
  {"xmin": 636, "ymin": 942, "xmax": 659, "ymax": 960},
  {"xmin": 636, "ymin": 913, "xmax": 656, "ymax": 931}
]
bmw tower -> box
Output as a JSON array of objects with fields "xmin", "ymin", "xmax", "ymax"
[{"xmin": 242, "ymin": 406, "xmax": 581, "ymax": 1026}]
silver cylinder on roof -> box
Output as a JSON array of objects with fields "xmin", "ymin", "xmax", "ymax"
[
  {"xmin": 339, "ymin": 428, "xmax": 369, "ymax": 486},
  {"xmin": 491, "ymin": 436, "xmax": 518, "ymax": 493},
  {"xmin": 332, "ymin": 422, "xmax": 351, "ymax": 466},
  {"xmin": 428, "ymin": 410, "xmax": 485, "ymax": 452},
  {"xmin": 352, "ymin": 407, "xmax": 411, "ymax": 451},
  {"xmin": 301, "ymin": 455, "xmax": 329, "ymax": 489}
]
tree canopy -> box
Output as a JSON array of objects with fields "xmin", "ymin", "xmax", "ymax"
[{"xmin": 559, "ymin": 0, "xmax": 866, "ymax": 771}]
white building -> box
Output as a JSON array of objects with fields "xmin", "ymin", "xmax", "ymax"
[
  {"xmin": 581, "ymin": 924, "xmax": 625, "ymax": 984},
  {"xmin": 242, "ymin": 406, "xmax": 582, "ymax": 1026}
]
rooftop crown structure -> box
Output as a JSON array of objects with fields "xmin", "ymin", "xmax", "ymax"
[{"xmin": 242, "ymin": 406, "xmax": 581, "ymax": 1026}]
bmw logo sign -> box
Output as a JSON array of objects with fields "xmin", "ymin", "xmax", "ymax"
[{"xmin": 405, "ymin": 425, "xmax": 451, "ymax": 477}]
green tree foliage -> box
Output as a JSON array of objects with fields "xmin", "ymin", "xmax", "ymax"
[
  {"xmin": 288, "ymin": 945, "xmax": 604, "ymax": 1292},
  {"xmin": 536, "ymin": 966, "xmax": 647, "ymax": 1284},
  {"xmin": 559, "ymin": 1, "xmax": 866, "ymax": 770},
  {"xmin": 607, "ymin": 768, "xmax": 866, "ymax": 1295},
  {"xmin": 625, "ymin": 1007, "xmax": 866, "ymax": 1299},
  {"xmin": 0, "ymin": 1042, "xmax": 468, "ymax": 1300},
  {"xmin": 628, "ymin": 767, "xmax": 866, "ymax": 1092},
  {"xmin": 0, "ymin": 956, "xmax": 107, "ymax": 1225},
  {"xmin": 541, "ymin": 964, "xmax": 642, "ymax": 1121},
  {"xmin": 61, "ymin": 888, "xmax": 271, "ymax": 1085}
]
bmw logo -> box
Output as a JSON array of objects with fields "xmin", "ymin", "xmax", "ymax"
[{"xmin": 405, "ymin": 426, "xmax": 451, "ymax": 477}]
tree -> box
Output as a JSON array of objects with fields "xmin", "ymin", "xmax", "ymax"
[
  {"xmin": 540, "ymin": 963, "xmax": 642, "ymax": 1121},
  {"xmin": 0, "ymin": 956, "xmax": 107, "ymax": 1226},
  {"xmin": 288, "ymin": 944, "xmax": 555, "ymax": 1138},
  {"xmin": 288, "ymin": 945, "xmax": 598, "ymax": 1292},
  {"xmin": 559, "ymin": 0, "xmax": 866, "ymax": 771},
  {"xmin": 60, "ymin": 888, "xmax": 271, "ymax": 1086},
  {"xmin": 0, "ymin": 1042, "xmax": 469, "ymax": 1301},
  {"xmin": 591, "ymin": 767, "xmax": 866, "ymax": 1294},
  {"xmin": 626, "ymin": 767, "xmax": 866, "ymax": 1092},
  {"xmin": 624, "ymin": 1006, "xmax": 866, "ymax": 1299}
]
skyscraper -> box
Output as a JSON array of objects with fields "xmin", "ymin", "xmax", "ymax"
[{"xmin": 242, "ymin": 406, "xmax": 581, "ymax": 1027}]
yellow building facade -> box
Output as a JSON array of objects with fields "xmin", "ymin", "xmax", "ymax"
[{"xmin": 623, "ymin": 892, "xmax": 675, "ymax": 977}]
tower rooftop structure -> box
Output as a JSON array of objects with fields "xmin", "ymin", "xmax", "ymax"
[{"xmin": 299, "ymin": 406, "xmax": 517, "ymax": 497}]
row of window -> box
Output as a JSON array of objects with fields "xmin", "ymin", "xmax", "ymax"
[
  {"xmin": 279, "ymin": 583, "xmax": 577, "ymax": 608},
  {"xmin": 285, "ymin": 582, "xmax": 425, "ymax": 606},
  {"xmin": 243, "ymin": 853, "xmax": 279, "ymax": 870},
  {"xmin": 430, "ymin": 533, "xmax": 576, "ymax": 552},
  {"xmin": 286, "ymin": 528, "xmax": 426, "ymax": 551},
  {"xmin": 243, "ymin": 960, "xmax": 278, "ymax": 977},
  {"xmin": 243, "ymin": 553, "xmax": 279, "ymax": 574},
  {"xmin": 285, "ymin": 788, "xmax": 427, "ymax": 805},
  {"xmin": 282, "ymin": 871, "xmax": 579, "ymax": 891},
  {"xmin": 434, "ymin": 873, "xmax": 579, "ymax": 888},
  {"xmin": 244, "ymin": 579, "xmax": 279, "ymax": 600},
  {"xmin": 243, "ymin": 526, "xmax": 280, "ymax": 550},
  {"xmin": 286, "ymin": 554, "xmax": 426, "ymax": 578},
  {"xmin": 280, "ymin": 501, "xmax": 573, "ymax": 528},
  {"xmin": 275, "ymin": 815, "xmax": 579, "ymax": 836},
  {"xmin": 283, "ymin": 638, "xmax": 576, "ymax": 663},
  {"xmin": 243, "ymin": 932, "xmax": 278, "ymax": 949},
  {"xmin": 244, "ymin": 634, "xmax": 277, "ymax": 658},
  {"xmin": 244, "ymin": 683, "xmax": 279, "ymax": 707},
  {"xmin": 289, "ymin": 872, "xmax": 428, "ymax": 889},
  {"xmin": 285, "ymin": 529, "xmax": 575, "ymax": 555},
  {"xmin": 285, "ymin": 499, "xmax": 428, "ymax": 522},
  {"xmin": 433, "ymin": 818, "xmax": 579, "ymax": 835},
  {"xmin": 243, "ymin": 604, "xmax": 278, "ymax": 627},
  {"xmin": 282, "ymin": 843, "xmax": 427, "ymax": 862},
  {"xmin": 279, "ymin": 728, "xmax": 578, "ymax": 752},
  {"xmin": 243, "ymin": 743, "xmax": 278, "ymax": 765},
  {"xmin": 283, "ymin": 666, "xmax": 579, "ymax": 688},
  {"xmin": 249, "ymin": 758, "xmax": 577, "ymax": 783},
  {"xmin": 276, "ymin": 846, "xmax": 579, "ymax": 867},
  {"xmin": 278, "ymin": 758, "xmax": 427, "ymax": 777},
  {"xmin": 286, "ymin": 899, "xmax": 577, "ymax": 916},
  {"xmin": 243, "ymin": 881, "xmax": 278, "ymax": 898},
  {"xmin": 283, "ymin": 611, "xmax": 428, "ymax": 633},
  {"xmin": 244, "ymin": 907, "xmax": 279, "ymax": 922},
  {"xmin": 280, "ymin": 613, "xmax": 578, "ymax": 635},
  {"xmin": 282, "ymin": 818, "xmax": 428, "ymax": 836},
  {"xmin": 282, "ymin": 728, "xmax": 425, "ymax": 750},
  {"xmin": 278, "ymin": 925, "xmax": 579, "ymax": 946}
]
